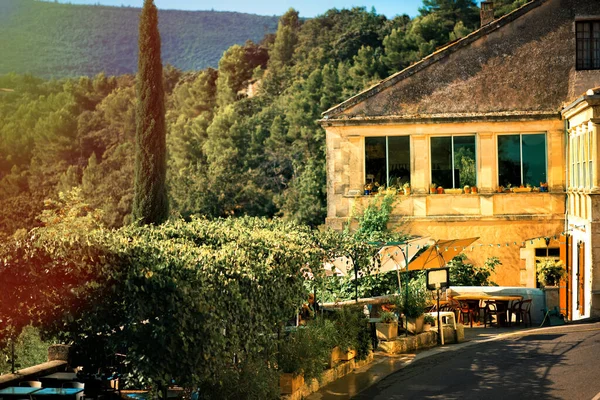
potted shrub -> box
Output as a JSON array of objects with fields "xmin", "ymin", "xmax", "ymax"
[
  {"xmin": 463, "ymin": 185, "xmax": 471, "ymax": 194},
  {"xmin": 375, "ymin": 311, "xmax": 398, "ymax": 341},
  {"xmin": 277, "ymin": 324, "xmax": 330, "ymax": 394},
  {"xmin": 423, "ymin": 314, "xmax": 435, "ymax": 332},
  {"xmin": 364, "ymin": 183, "xmax": 372, "ymax": 195},
  {"xmin": 436, "ymin": 186, "xmax": 444, "ymax": 194},
  {"xmin": 430, "ymin": 183, "xmax": 437, "ymax": 194},
  {"xmin": 540, "ymin": 182, "xmax": 549, "ymax": 192},
  {"xmin": 537, "ymin": 259, "xmax": 566, "ymax": 287},
  {"xmin": 403, "ymin": 182, "xmax": 411, "ymax": 195},
  {"xmin": 398, "ymin": 283, "xmax": 429, "ymax": 334},
  {"xmin": 471, "ymin": 186, "xmax": 478, "ymax": 194}
]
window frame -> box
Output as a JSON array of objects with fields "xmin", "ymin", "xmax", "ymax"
[
  {"xmin": 364, "ymin": 135, "xmax": 411, "ymax": 188},
  {"xmin": 496, "ymin": 132, "xmax": 548, "ymax": 187},
  {"xmin": 429, "ymin": 134, "xmax": 478, "ymax": 189},
  {"xmin": 576, "ymin": 20, "xmax": 600, "ymax": 71}
]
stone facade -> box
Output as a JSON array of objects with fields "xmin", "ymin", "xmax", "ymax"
[{"xmin": 321, "ymin": 0, "xmax": 600, "ymax": 319}]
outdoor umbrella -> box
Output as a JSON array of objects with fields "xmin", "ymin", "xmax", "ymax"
[
  {"xmin": 378, "ymin": 237, "xmax": 433, "ymax": 274},
  {"xmin": 407, "ymin": 237, "xmax": 479, "ymax": 271}
]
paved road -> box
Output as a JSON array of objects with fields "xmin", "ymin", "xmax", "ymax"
[{"xmin": 354, "ymin": 323, "xmax": 600, "ymax": 400}]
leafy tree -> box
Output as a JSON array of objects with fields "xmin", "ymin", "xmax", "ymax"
[
  {"xmin": 132, "ymin": 0, "xmax": 169, "ymax": 225},
  {"xmin": 447, "ymin": 254, "xmax": 500, "ymax": 286}
]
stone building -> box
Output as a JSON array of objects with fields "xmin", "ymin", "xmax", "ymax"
[{"xmin": 320, "ymin": 0, "xmax": 600, "ymax": 320}]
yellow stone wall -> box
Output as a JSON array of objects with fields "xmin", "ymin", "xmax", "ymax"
[
  {"xmin": 325, "ymin": 118, "xmax": 567, "ymax": 288},
  {"xmin": 563, "ymin": 93, "xmax": 600, "ymax": 318}
]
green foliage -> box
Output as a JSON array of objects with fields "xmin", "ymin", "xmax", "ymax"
[
  {"xmin": 0, "ymin": 326, "xmax": 53, "ymax": 375},
  {"xmin": 396, "ymin": 275, "xmax": 430, "ymax": 318},
  {"xmin": 277, "ymin": 324, "xmax": 331, "ymax": 380},
  {"xmin": 379, "ymin": 311, "xmax": 397, "ymax": 323},
  {"xmin": 536, "ymin": 259, "xmax": 566, "ymax": 287},
  {"xmin": 447, "ymin": 254, "xmax": 500, "ymax": 286},
  {"xmin": 133, "ymin": 0, "xmax": 169, "ymax": 226},
  {"xmin": 423, "ymin": 314, "xmax": 436, "ymax": 324}
]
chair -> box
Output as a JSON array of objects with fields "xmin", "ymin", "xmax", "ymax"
[
  {"xmin": 483, "ymin": 300, "xmax": 506, "ymax": 328},
  {"xmin": 19, "ymin": 381, "xmax": 42, "ymax": 387},
  {"xmin": 517, "ymin": 299, "xmax": 533, "ymax": 327},
  {"xmin": 508, "ymin": 300, "xmax": 522, "ymax": 326},
  {"xmin": 458, "ymin": 301, "xmax": 474, "ymax": 327}
]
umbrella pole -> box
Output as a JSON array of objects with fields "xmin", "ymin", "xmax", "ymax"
[{"xmin": 404, "ymin": 244, "xmax": 409, "ymax": 336}]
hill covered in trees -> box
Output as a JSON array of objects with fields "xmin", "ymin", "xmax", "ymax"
[
  {"xmin": 0, "ymin": 0, "xmax": 279, "ymax": 78},
  {"xmin": 0, "ymin": 0, "xmax": 528, "ymax": 237}
]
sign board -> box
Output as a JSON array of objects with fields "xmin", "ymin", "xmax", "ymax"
[{"xmin": 426, "ymin": 268, "xmax": 450, "ymax": 290}]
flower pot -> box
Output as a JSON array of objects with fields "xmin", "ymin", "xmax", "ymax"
[
  {"xmin": 280, "ymin": 373, "xmax": 304, "ymax": 394},
  {"xmin": 423, "ymin": 322, "xmax": 432, "ymax": 332},
  {"xmin": 375, "ymin": 321, "xmax": 398, "ymax": 341},
  {"xmin": 403, "ymin": 315, "xmax": 425, "ymax": 334},
  {"xmin": 464, "ymin": 187, "xmax": 471, "ymax": 194},
  {"xmin": 471, "ymin": 186, "xmax": 478, "ymax": 194},
  {"xmin": 430, "ymin": 187, "xmax": 437, "ymax": 194},
  {"xmin": 436, "ymin": 187, "xmax": 444, "ymax": 194},
  {"xmin": 404, "ymin": 187, "xmax": 411, "ymax": 195}
]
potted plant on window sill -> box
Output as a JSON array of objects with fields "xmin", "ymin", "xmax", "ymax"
[
  {"xmin": 471, "ymin": 186, "xmax": 478, "ymax": 194},
  {"xmin": 445, "ymin": 188, "xmax": 462, "ymax": 194},
  {"xmin": 540, "ymin": 182, "xmax": 549, "ymax": 192},
  {"xmin": 403, "ymin": 182, "xmax": 411, "ymax": 195},
  {"xmin": 463, "ymin": 185, "xmax": 471, "ymax": 194},
  {"xmin": 430, "ymin": 183, "xmax": 437, "ymax": 194}
]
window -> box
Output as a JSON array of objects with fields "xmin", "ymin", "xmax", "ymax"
[
  {"xmin": 576, "ymin": 21, "xmax": 600, "ymax": 70},
  {"xmin": 430, "ymin": 136, "xmax": 476, "ymax": 189},
  {"xmin": 498, "ymin": 134, "xmax": 546, "ymax": 187},
  {"xmin": 365, "ymin": 136, "xmax": 410, "ymax": 187}
]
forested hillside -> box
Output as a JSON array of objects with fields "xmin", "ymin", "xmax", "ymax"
[
  {"xmin": 0, "ymin": 0, "xmax": 527, "ymax": 237},
  {"xmin": 0, "ymin": 0, "xmax": 278, "ymax": 78}
]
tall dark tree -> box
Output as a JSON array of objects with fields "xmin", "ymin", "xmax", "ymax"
[{"xmin": 132, "ymin": 0, "xmax": 168, "ymax": 225}]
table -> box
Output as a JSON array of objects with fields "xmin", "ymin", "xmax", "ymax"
[
  {"xmin": 0, "ymin": 387, "xmax": 41, "ymax": 398},
  {"xmin": 32, "ymin": 388, "xmax": 83, "ymax": 399},
  {"xmin": 425, "ymin": 311, "xmax": 457, "ymax": 345},
  {"xmin": 453, "ymin": 295, "xmax": 523, "ymax": 326},
  {"xmin": 39, "ymin": 372, "xmax": 78, "ymax": 388}
]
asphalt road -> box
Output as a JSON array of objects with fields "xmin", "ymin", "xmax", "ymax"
[{"xmin": 354, "ymin": 323, "xmax": 600, "ymax": 400}]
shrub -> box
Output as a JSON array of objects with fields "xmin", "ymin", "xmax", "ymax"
[
  {"xmin": 379, "ymin": 311, "xmax": 397, "ymax": 323},
  {"xmin": 536, "ymin": 259, "xmax": 566, "ymax": 287}
]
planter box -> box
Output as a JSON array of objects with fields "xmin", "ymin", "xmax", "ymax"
[
  {"xmin": 444, "ymin": 188, "xmax": 462, "ymax": 194},
  {"xmin": 423, "ymin": 323, "xmax": 432, "ymax": 332},
  {"xmin": 512, "ymin": 187, "xmax": 532, "ymax": 193},
  {"xmin": 404, "ymin": 315, "xmax": 425, "ymax": 334},
  {"xmin": 280, "ymin": 373, "xmax": 304, "ymax": 395},
  {"xmin": 329, "ymin": 346, "xmax": 357, "ymax": 367},
  {"xmin": 375, "ymin": 322, "xmax": 398, "ymax": 341}
]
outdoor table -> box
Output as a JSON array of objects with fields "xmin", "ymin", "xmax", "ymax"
[
  {"xmin": 0, "ymin": 387, "xmax": 42, "ymax": 398},
  {"xmin": 39, "ymin": 372, "xmax": 78, "ymax": 388},
  {"xmin": 31, "ymin": 387, "xmax": 83, "ymax": 399},
  {"xmin": 453, "ymin": 295, "xmax": 523, "ymax": 326},
  {"xmin": 425, "ymin": 311, "xmax": 457, "ymax": 345}
]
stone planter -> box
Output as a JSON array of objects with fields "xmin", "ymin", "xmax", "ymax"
[
  {"xmin": 404, "ymin": 315, "xmax": 425, "ymax": 334},
  {"xmin": 423, "ymin": 322, "xmax": 432, "ymax": 332},
  {"xmin": 375, "ymin": 321, "xmax": 398, "ymax": 341},
  {"xmin": 280, "ymin": 373, "xmax": 304, "ymax": 395}
]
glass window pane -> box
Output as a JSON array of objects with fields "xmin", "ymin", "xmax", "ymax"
[
  {"xmin": 498, "ymin": 135, "xmax": 521, "ymax": 186},
  {"xmin": 522, "ymin": 134, "xmax": 547, "ymax": 186},
  {"xmin": 453, "ymin": 136, "xmax": 476, "ymax": 187},
  {"xmin": 388, "ymin": 136, "xmax": 410, "ymax": 187},
  {"xmin": 431, "ymin": 137, "xmax": 453, "ymax": 189},
  {"xmin": 365, "ymin": 137, "xmax": 386, "ymax": 187}
]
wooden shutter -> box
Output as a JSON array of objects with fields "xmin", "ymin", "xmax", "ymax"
[
  {"xmin": 578, "ymin": 241, "xmax": 586, "ymax": 315},
  {"xmin": 559, "ymin": 235, "xmax": 571, "ymax": 320}
]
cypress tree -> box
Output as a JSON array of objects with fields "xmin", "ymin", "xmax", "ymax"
[{"xmin": 132, "ymin": 0, "xmax": 168, "ymax": 225}]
